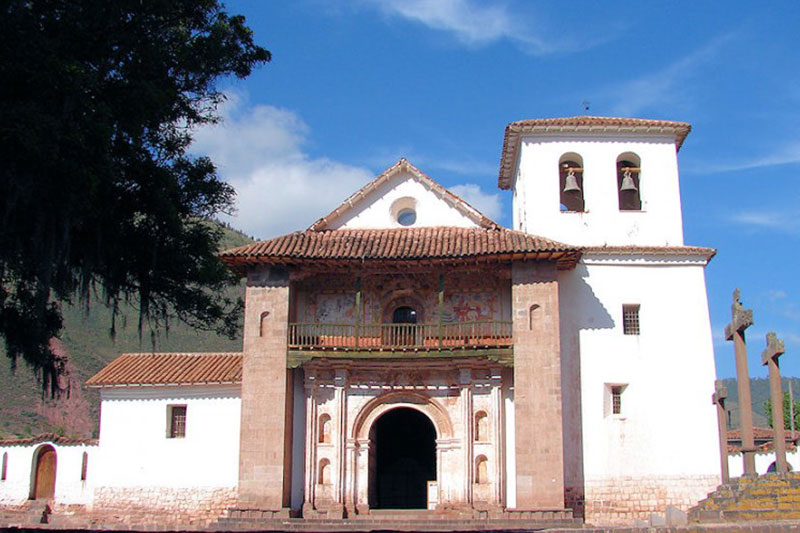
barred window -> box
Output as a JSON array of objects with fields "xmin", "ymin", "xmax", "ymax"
[
  {"xmin": 622, "ymin": 304, "xmax": 640, "ymax": 335},
  {"xmin": 611, "ymin": 386, "xmax": 623, "ymax": 415},
  {"xmin": 168, "ymin": 405, "xmax": 187, "ymax": 439}
]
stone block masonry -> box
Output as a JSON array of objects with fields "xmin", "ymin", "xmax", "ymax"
[
  {"xmin": 511, "ymin": 261, "xmax": 566, "ymax": 510},
  {"xmin": 238, "ymin": 266, "xmax": 293, "ymax": 510},
  {"xmin": 51, "ymin": 487, "xmax": 238, "ymax": 529},
  {"xmin": 581, "ymin": 474, "xmax": 719, "ymax": 526}
]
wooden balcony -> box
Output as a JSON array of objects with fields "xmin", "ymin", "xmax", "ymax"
[{"xmin": 287, "ymin": 321, "xmax": 513, "ymax": 352}]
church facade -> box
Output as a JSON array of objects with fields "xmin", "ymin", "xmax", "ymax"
[{"xmin": 0, "ymin": 117, "xmax": 721, "ymax": 526}]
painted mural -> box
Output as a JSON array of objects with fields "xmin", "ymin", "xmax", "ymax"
[
  {"xmin": 295, "ymin": 274, "xmax": 509, "ymax": 325},
  {"xmin": 440, "ymin": 292, "xmax": 499, "ymax": 323},
  {"xmin": 302, "ymin": 293, "xmax": 356, "ymax": 323}
]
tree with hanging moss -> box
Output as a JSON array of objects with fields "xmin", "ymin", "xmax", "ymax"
[{"xmin": 0, "ymin": 0, "xmax": 270, "ymax": 394}]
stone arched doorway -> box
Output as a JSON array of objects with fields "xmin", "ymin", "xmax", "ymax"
[
  {"xmin": 369, "ymin": 407, "xmax": 436, "ymax": 509},
  {"xmin": 31, "ymin": 444, "xmax": 57, "ymax": 500}
]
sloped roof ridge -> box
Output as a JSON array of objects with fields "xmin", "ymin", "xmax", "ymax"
[
  {"xmin": 309, "ymin": 158, "xmax": 499, "ymax": 231},
  {"xmin": 219, "ymin": 226, "xmax": 581, "ymax": 273},
  {"xmin": 86, "ymin": 352, "xmax": 243, "ymax": 388},
  {"xmin": 498, "ymin": 115, "xmax": 692, "ymax": 189},
  {"xmin": 508, "ymin": 115, "xmax": 691, "ymax": 129}
]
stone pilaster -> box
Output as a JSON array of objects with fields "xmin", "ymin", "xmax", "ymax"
[
  {"xmin": 490, "ymin": 367, "xmax": 505, "ymax": 506},
  {"xmin": 238, "ymin": 266, "xmax": 292, "ymax": 510},
  {"xmin": 511, "ymin": 261, "xmax": 565, "ymax": 510}
]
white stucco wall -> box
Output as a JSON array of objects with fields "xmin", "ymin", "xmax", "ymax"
[
  {"xmin": 95, "ymin": 384, "xmax": 241, "ymax": 489},
  {"xmin": 512, "ymin": 134, "xmax": 685, "ymax": 246},
  {"xmin": 559, "ymin": 254, "xmax": 719, "ymax": 483},
  {"xmin": 0, "ymin": 441, "xmax": 96, "ymax": 506},
  {"xmin": 329, "ymin": 171, "xmax": 479, "ymax": 230},
  {"xmin": 728, "ymin": 449, "xmax": 800, "ymax": 477}
]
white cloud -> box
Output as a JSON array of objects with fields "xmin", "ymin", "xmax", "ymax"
[
  {"xmin": 728, "ymin": 208, "xmax": 800, "ymax": 235},
  {"xmin": 359, "ymin": 0, "xmax": 606, "ymax": 55},
  {"xmin": 602, "ymin": 33, "xmax": 735, "ymax": 117},
  {"xmin": 449, "ymin": 183, "xmax": 502, "ymax": 221},
  {"xmin": 693, "ymin": 141, "xmax": 800, "ymax": 174},
  {"xmin": 371, "ymin": 0, "xmax": 520, "ymax": 46},
  {"xmin": 769, "ymin": 289, "xmax": 788, "ymax": 301},
  {"xmin": 191, "ymin": 93, "xmax": 373, "ymax": 239}
]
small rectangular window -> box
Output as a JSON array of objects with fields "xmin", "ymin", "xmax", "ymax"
[
  {"xmin": 80, "ymin": 452, "xmax": 88, "ymax": 481},
  {"xmin": 611, "ymin": 386, "xmax": 623, "ymax": 415},
  {"xmin": 168, "ymin": 405, "xmax": 187, "ymax": 439},
  {"xmin": 1, "ymin": 452, "xmax": 7, "ymax": 481},
  {"xmin": 622, "ymin": 304, "xmax": 640, "ymax": 335}
]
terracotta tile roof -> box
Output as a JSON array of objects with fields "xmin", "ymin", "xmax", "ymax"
[
  {"xmin": 498, "ymin": 116, "xmax": 692, "ymax": 189},
  {"xmin": 220, "ymin": 226, "xmax": 581, "ymax": 273},
  {"xmin": 309, "ymin": 159, "xmax": 498, "ymax": 231},
  {"xmin": 0, "ymin": 433, "xmax": 97, "ymax": 447},
  {"xmin": 727, "ymin": 427, "xmax": 800, "ymax": 455},
  {"xmin": 86, "ymin": 353, "xmax": 242, "ymax": 388},
  {"xmin": 582, "ymin": 245, "xmax": 716, "ymax": 261}
]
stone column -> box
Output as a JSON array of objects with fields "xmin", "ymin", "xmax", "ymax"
[
  {"xmin": 490, "ymin": 367, "xmax": 505, "ymax": 507},
  {"xmin": 303, "ymin": 371, "xmax": 318, "ymax": 513},
  {"xmin": 761, "ymin": 332, "xmax": 788, "ymax": 474},
  {"xmin": 354, "ymin": 438, "xmax": 370, "ymax": 514},
  {"xmin": 724, "ymin": 289, "xmax": 756, "ymax": 477},
  {"xmin": 459, "ymin": 368, "xmax": 474, "ymax": 507},
  {"xmin": 511, "ymin": 261, "xmax": 565, "ymax": 510},
  {"xmin": 238, "ymin": 266, "xmax": 292, "ymax": 511},
  {"xmin": 332, "ymin": 368, "xmax": 348, "ymax": 517},
  {"xmin": 712, "ymin": 380, "xmax": 729, "ymax": 484}
]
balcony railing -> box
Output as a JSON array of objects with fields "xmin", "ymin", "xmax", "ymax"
[{"xmin": 287, "ymin": 321, "xmax": 513, "ymax": 351}]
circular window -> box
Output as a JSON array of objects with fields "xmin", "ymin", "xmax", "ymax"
[{"xmin": 397, "ymin": 208, "xmax": 417, "ymax": 226}]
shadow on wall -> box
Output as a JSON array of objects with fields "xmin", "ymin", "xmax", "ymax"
[{"xmin": 560, "ymin": 264, "xmax": 615, "ymax": 518}]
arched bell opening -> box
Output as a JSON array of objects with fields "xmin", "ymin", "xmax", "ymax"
[
  {"xmin": 30, "ymin": 444, "xmax": 57, "ymax": 500},
  {"xmin": 559, "ymin": 153, "xmax": 585, "ymax": 212},
  {"xmin": 617, "ymin": 152, "xmax": 641, "ymax": 211},
  {"xmin": 368, "ymin": 407, "xmax": 437, "ymax": 510}
]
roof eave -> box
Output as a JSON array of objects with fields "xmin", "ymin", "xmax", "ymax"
[{"xmin": 497, "ymin": 119, "xmax": 692, "ymax": 190}]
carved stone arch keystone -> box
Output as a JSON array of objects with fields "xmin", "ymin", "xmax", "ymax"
[{"xmin": 352, "ymin": 390, "xmax": 454, "ymax": 440}]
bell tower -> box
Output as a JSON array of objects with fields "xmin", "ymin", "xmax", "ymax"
[{"xmin": 499, "ymin": 116, "xmax": 691, "ymax": 247}]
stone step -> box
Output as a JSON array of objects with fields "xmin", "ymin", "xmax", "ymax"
[{"xmin": 211, "ymin": 519, "xmax": 581, "ymax": 532}]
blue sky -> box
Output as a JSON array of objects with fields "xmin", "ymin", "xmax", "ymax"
[{"xmin": 195, "ymin": 1, "xmax": 800, "ymax": 379}]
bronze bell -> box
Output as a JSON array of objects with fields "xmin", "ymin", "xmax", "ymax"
[
  {"xmin": 563, "ymin": 169, "xmax": 581, "ymax": 193},
  {"xmin": 620, "ymin": 169, "xmax": 638, "ymax": 192}
]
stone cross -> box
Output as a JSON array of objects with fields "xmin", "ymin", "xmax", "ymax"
[
  {"xmin": 712, "ymin": 380, "xmax": 729, "ymax": 483},
  {"xmin": 761, "ymin": 332, "xmax": 788, "ymax": 474},
  {"xmin": 724, "ymin": 288, "xmax": 757, "ymax": 476}
]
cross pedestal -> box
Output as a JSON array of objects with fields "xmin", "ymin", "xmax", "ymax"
[
  {"xmin": 762, "ymin": 332, "xmax": 788, "ymax": 474},
  {"xmin": 712, "ymin": 380, "xmax": 729, "ymax": 483},
  {"xmin": 724, "ymin": 289, "xmax": 756, "ymax": 477}
]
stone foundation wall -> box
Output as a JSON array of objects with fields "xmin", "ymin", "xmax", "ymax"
[
  {"xmin": 91, "ymin": 486, "xmax": 237, "ymax": 527},
  {"xmin": 580, "ymin": 475, "xmax": 719, "ymax": 526}
]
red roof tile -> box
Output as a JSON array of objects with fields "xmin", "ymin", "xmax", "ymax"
[
  {"xmin": 220, "ymin": 227, "xmax": 581, "ymax": 273},
  {"xmin": 86, "ymin": 353, "xmax": 242, "ymax": 388},
  {"xmin": 498, "ymin": 116, "xmax": 692, "ymax": 189},
  {"xmin": 727, "ymin": 427, "xmax": 800, "ymax": 455},
  {"xmin": 0, "ymin": 434, "xmax": 97, "ymax": 447}
]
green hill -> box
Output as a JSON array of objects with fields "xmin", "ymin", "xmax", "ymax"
[
  {"xmin": 721, "ymin": 377, "xmax": 800, "ymax": 430},
  {"xmin": 0, "ymin": 223, "xmax": 253, "ymax": 439}
]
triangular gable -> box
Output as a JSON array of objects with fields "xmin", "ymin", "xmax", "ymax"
[{"xmin": 309, "ymin": 159, "xmax": 498, "ymax": 231}]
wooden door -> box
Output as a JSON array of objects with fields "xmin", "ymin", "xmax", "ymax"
[{"xmin": 33, "ymin": 446, "xmax": 56, "ymax": 500}]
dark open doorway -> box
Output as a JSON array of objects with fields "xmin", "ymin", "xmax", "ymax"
[{"xmin": 369, "ymin": 407, "xmax": 436, "ymax": 509}]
